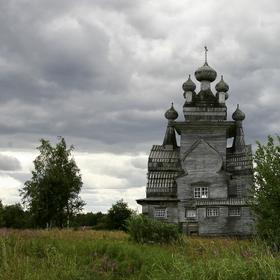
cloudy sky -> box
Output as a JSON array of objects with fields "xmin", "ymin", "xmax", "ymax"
[{"xmin": 0, "ymin": 0, "xmax": 279, "ymax": 212}]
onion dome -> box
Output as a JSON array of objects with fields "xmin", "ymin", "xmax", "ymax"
[
  {"xmin": 164, "ymin": 103, "xmax": 178, "ymax": 121},
  {"xmin": 195, "ymin": 62, "xmax": 217, "ymax": 82},
  {"xmin": 232, "ymin": 104, "xmax": 245, "ymax": 121},
  {"xmin": 215, "ymin": 75, "xmax": 229, "ymax": 92},
  {"xmin": 182, "ymin": 75, "xmax": 196, "ymax": 92}
]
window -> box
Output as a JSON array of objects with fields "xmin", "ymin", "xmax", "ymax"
[
  {"xmin": 154, "ymin": 208, "xmax": 167, "ymax": 218},
  {"xmin": 186, "ymin": 209, "xmax": 197, "ymax": 218},
  {"xmin": 229, "ymin": 207, "xmax": 241, "ymax": 216},
  {"xmin": 228, "ymin": 184, "xmax": 237, "ymax": 197},
  {"xmin": 207, "ymin": 208, "xmax": 219, "ymax": 217},
  {"xmin": 194, "ymin": 187, "xmax": 208, "ymax": 198},
  {"xmin": 228, "ymin": 183, "xmax": 243, "ymax": 198}
]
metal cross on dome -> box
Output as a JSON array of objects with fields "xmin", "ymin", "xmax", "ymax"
[{"xmin": 204, "ymin": 46, "xmax": 208, "ymax": 63}]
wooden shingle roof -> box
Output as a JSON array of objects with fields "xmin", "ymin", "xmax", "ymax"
[{"xmin": 146, "ymin": 145, "xmax": 183, "ymax": 196}]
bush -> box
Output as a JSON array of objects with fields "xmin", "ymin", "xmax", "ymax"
[
  {"xmin": 3, "ymin": 203, "xmax": 31, "ymax": 228},
  {"xmin": 70, "ymin": 212, "xmax": 106, "ymax": 228},
  {"xmin": 127, "ymin": 215, "xmax": 181, "ymax": 244},
  {"xmin": 252, "ymin": 135, "xmax": 280, "ymax": 251},
  {"xmin": 107, "ymin": 199, "xmax": 133, "ymax": 231}
]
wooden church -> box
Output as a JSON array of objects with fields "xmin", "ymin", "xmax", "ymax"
[{"xmin": 137, "ymin": 48, "xmax": 255, "ymax": 236}]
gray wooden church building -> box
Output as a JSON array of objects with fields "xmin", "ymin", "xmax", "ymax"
[{"xmin": 137, "ymin": 48, "xmax": 255, "ymax": 236}]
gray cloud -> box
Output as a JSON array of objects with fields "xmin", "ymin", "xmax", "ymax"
[
  {"xmin": 130, "ymin": 156, "xmax": 147, "ymax": 170},
  {"xmin": 0, "ymin": 0, "xmax": 278, "ymax": 155},
  {"xmin": 0, "ymin": 0, "xmax": 279, "ymax": 210},
  {"xmin": 0, "ymin": 154, "xmax": 21, "ymax": 171}
]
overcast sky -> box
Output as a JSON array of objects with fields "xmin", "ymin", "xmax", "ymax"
[{"xmin": 0, "ymin": 0, "xmax": 279, "ymax": 212}]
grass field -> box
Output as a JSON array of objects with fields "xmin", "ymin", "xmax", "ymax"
[{"xmin": 0, "ymin": 229, "xmax": 279, "ymax": 280}]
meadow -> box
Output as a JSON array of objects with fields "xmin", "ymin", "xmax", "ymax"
[{"xmin": 0, "ymin": 229, "xmax": 279, "ymax": 280}]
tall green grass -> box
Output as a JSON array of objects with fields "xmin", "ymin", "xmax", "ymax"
[{"xmin": 0, "ymin": 229, "xmax": 279, "ymax": 280}]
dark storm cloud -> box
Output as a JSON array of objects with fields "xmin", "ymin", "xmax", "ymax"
[{"xmin": 0, "ymin": 0, "xmax": 279, "ymax": 155}]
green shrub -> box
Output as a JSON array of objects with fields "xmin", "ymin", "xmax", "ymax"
[
  {"xmin": 107, "ymin": 199, "xmax": 133, "ymax": 231},
  {"xmin": 252, "ymin": 135, "xmax": 280, "ymax": 251},
  {"xmin": 127, "ymin": 215, "xmax": 181, "ymax": 244}
]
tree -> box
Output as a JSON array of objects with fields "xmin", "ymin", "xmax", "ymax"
[
  {"xmin": 0, "ymin": 200, "xmax": 4, "ymax": 227},
  {"xmin": 21, "ymin": 137, "xmax": 85, "ymax": 228},
  {"xmin": 251, "ymin": 135, "xmax": 280, "ymax": 250},
  {"xmin": 2, "ymin": 203, "xmax": 28, "ymax": 228},
  {"xmin": 71, "ymin": 212, "xmax": 106, "ymax": 228},
  {"xmin": 107, "ymin": 199, "xmax": 133, "ymax": 231}
]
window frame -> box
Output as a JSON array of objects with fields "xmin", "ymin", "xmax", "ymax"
[
  {"xmin": 228, "ymin": 207, "xmax": 241, "ymax": 217},
  {"xmin": 185, "ymin": 209, "xmax": 197, "ymax": 218},
  {"xmin": 154, "ymin": 208, "xmax": 167, "ymax": 218},
  {"xmin": 194, "ymin": 187, "xmax": 208, "ymax": 198},
  {"xmin": 206, "ymin": 207, "xmax": 219, "ymax": 217}
]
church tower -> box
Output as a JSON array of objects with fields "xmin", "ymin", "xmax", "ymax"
[{"xmin": 137, "ymin": 47, "xmax": 255, "ymax": 236}]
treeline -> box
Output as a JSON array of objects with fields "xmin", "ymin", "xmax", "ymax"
[
  {"xmin": 0, "ymin": 199, "xmax": 182, "ymax": 245},
  {"xmin": 0, "ymin": 202, "xmax": 30, "ymax": 228},
  {"xmin": 0, "ymin": 199, "xmax": 133, "ymax": 231},
  {"xmin": 0, "ymin": 139, "xmax": 134, "ymax": 230}
]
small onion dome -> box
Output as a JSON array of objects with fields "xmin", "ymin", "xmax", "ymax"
[
  {"xmin": 232, "ymin": 104, "xmax": 245, "ymax": 121},
  {"xmin": 182, "ymin": 75, "xmax": 196, "ymax": 92},
  {"xmin": 215, "ymin": 75, "xmax": 229, "ymax": 93},
  {"xmin": 164, "ymin": 103, "xmax": 178, "ymax": 120},
  {"xmin": 195, "ymin": 62, "xmax": 217, "ymax": 82}
]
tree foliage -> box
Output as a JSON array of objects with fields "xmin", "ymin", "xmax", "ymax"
[
  {"xmin": 0, "ymin": 200, "xmax": 4, "ymax": 227},
  {"xmin": 2, "ymin": 203, "xmax": 29, "ymax": 228},
  {"xmin": 21, "ymin": 137, "xmax": 84, "ymax": 228},
  {"xmin": 252, "ymin": 135, "xmax": 280, "ymax": 250},
  {"xmin": 107, "ymin": 199, "xmax": 133, "ymax": 231},
  {"xmin": 127, "ymin": 215, "xmax": 181, "ymax": 244},
  {"xmin": 71, "ymin": 212, "xmax": 106, "ymax": 228},
  {"xmin": 0, "ymin": 202, "xmax": 32, "ymax": 228}
]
